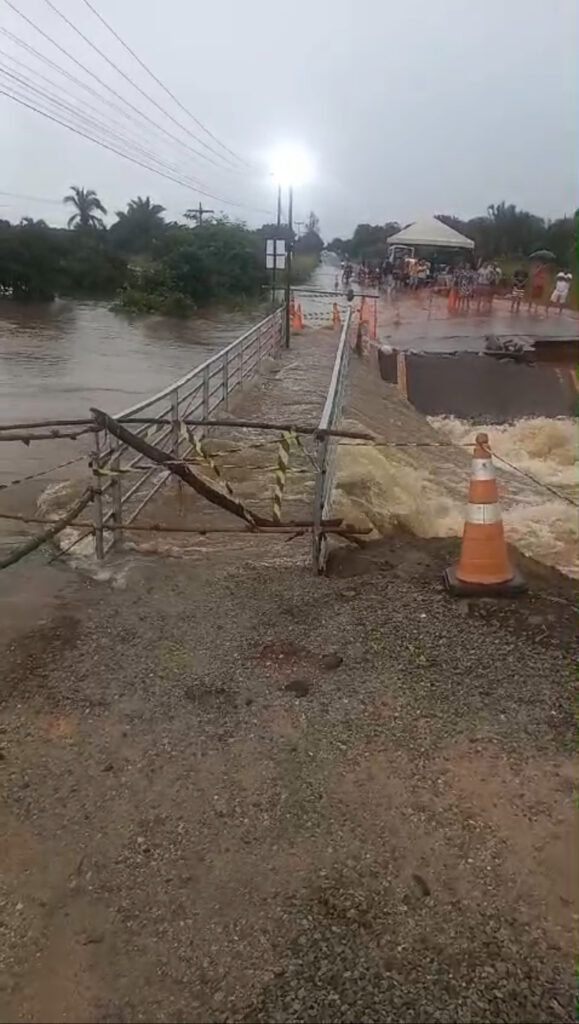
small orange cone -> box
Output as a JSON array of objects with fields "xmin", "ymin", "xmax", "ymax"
[
  {"xmin": 291, "ymin": 304, "xmax": 304, "ymax": 331},
  {"xmin": 369, "ymin": 298, "xmax": 378, "ymax": 340},
  {"xmin": 289, "ymin": 296, "xmax": 296, "ymax": 318},
  {"xmin": 444, "ymin": 433, "xmax": 527, "ymax": 596},
  {"xmin": 332, "ymin": 302, "xmax": 341, "ymax": 327}
]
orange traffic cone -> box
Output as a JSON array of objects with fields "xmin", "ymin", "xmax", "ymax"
[
  {"xmin": 369, "ymin": 298, "xmax": 378, "ymax": 340},
  {"xmin": 332, "ymin": 302, "xmax": 341, "ymax": 327},
  {"xmin": 291, "ymin": 304, "xmax": 304, "ymax": 331},
  {"xmin": 289, "ymin": 296, "xmax": 296, "ymax": 318},
  {"xmin": 444, "ymin": 433, "xmax": 526, "ymax": 596}
]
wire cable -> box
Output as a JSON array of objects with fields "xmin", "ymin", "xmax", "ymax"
[
  {"xmin": 0, "ymin": 24, "xmax": 205, "ymax": 178},
  {"xmin": 0, "ymin": 44, "xmax": 183, "ymax": 172},
  {"xmin": 0, "ymin": 58, "xmax": 219, "ymax": 190},
  {"xmin": 0, "ymin": 82, "xmax": 274, "ymax": 215},
  {"xmin": 79, "ymin": 0, "xmax": 251, "ymax": 170},
  {"xmin": 0, "ymin": 61, "xmax": 196, "ymax": 178},
  {"xmin": 2, "ymin": 0, "xmax": 244, "ymax": 178},
  {"xmin": 0, "ymin": 25, "xmax": 225, "ymax": 192},
  {"xmin": 0, "ymin": 188, "xmax": 62, "ymax": 204},
  {"xmin": 40, "ymin": 0, "xmax": 245, "ymax": 173}
]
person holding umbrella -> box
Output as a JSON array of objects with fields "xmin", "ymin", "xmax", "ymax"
[{"xmin": 527, "ymin": 249, "xmax": 556, "ymax": 313}]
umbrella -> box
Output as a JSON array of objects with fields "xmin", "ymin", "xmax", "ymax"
[{"xmin": 528, "ymin": 249, "xmax": 556, "ymax": 261}]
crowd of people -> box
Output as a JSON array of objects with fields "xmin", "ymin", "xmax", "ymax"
[{"xmin": 337, "ymin": 254, "xmax": 573, "ymax": 315}]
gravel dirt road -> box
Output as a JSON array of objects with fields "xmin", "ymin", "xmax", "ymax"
[{"xmin": 0, "ymin": 535, "xmax": 575, "ymax": 1024}]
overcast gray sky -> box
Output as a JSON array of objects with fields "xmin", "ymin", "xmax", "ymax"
[{"xmin": 0, "ymin": 0, "xmax": 576, "ymax": 239}]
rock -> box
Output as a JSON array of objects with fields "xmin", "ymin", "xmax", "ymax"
[
  {"xmin": 321, "ymin": 653, "xmax": 343, "ymax": 671},
  {"xmin": 285, "ymin": 678, "xmax": 311, "ymax": 698},
  {"xmin": 411, "ymin": 873, "xmax": 431, "ymax": 897}
]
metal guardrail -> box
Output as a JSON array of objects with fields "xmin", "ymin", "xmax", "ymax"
[
  {"xmin": 312, "ymin": 306, "xmax": 353, "ymax": 572},
  {"xmin": 91, "ymin": 306, "xmax": 285, "ymax": 558}
]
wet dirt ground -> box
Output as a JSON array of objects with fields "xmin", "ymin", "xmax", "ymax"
[
  {"xmin": 1, "ymin": 280, "xmax": 576, "ymax": 1023},
  {"xmin": 0, "ymin": 536, "xmax": 575, "ymax": 1024},
  {"xmin": 375, "ymin": 290, "xmax": 578, "ymax": 351}
]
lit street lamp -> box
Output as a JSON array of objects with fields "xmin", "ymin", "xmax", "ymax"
[{"xmin": 269, "ymin": 144, "xmax": 313, "ymax": 347}]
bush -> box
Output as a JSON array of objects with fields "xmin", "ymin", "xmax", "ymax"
[{"xmin": 112, "ymin": 284, "xmax": 195, "ymax": 318}]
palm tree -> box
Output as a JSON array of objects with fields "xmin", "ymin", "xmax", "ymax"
[
  {"xmin": 110, "ymin": 196, "xmax": 166, "ymax": 254},
  {"xmin": 120, "ymin": 196, "xmax": 165, "ymax": 224},
  {"xmin": 64, "ymin": 186, "xmax": 107, "ymax": 230}
]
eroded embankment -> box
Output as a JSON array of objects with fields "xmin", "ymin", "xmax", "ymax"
[{"xmin": 333, "ymin": 348, "xmax": 578, "ymax": 578}]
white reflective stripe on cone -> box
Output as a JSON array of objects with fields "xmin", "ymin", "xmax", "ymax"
[
  {"xmin": 466, "ymin": 502, "xmax": 502, "ymax": 524},
  {"xmin": 470, "ymin": 458, "xmax": 495, "ymax": 480}
]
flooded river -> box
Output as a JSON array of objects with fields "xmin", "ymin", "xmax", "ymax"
[
  {"xmin": 1, "ymin": 259, "xmax": 576, "ymax": 580},
  {"xmin": 0, "ymin": 260, "xmax": 339, "ymax": 487},
  {"xmin": 0, "ymin": 298, "xmax": 271, "ymax": 486}
]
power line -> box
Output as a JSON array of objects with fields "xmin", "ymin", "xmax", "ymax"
[
  {"xmin": 0, "ymin": 83, "xmax": 274, "ymax": 216},
  {"xmin": 0, "ymin": 63, "xmax": 269, "ymax": 212},
  {"xmin": 0, "ymin": 74, "xmax": 221, "ymax": 201},
  {"xmin": 0, "ymin": 58, "xmax": 199, "ymax": 182},
  {"xmin": 0, "ymin": 189, "xmax": 62, "ymax": 205},
  {"xmin": 40, "ymin": 0, "xmax": 244, "ymax": 174},
  {"xmin": 79, "ymin": 0, "xmax": 251, "ymax": 170},
  {"xmin": 0, "ymin": 26, "xmax": 211, "ymax": 187},
  {"xmin": 1, "ymin": 0, "xmax": 242, "ymax": 179}
]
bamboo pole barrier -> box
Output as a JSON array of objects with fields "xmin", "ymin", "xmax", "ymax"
[
  {"xmin": 0, "ymin": 510, "xmax": 360, "ymax": 532},
  {"xmin": 92, "ymin": 408, "xmax": 274, "ymax": 528},
  {"xmin": 0, "ymin": 488, "xmax": 94, "ymax": 571}
]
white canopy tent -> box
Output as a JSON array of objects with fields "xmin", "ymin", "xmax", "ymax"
[{"xmin": 386, "ymin": 216, "xmax": 475, "ymax": 250}]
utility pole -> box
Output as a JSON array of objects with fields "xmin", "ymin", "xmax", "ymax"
[
  {"xmin": 196, "ymin": 202, "xmax": 213, "ymax": 225},
  {"xmin": 185, "ymin": 202, "xmax": 214, "ymax": 226},
  {"xmin": 284, "ymin": 185, "xmax": 293, "ymax": 349}
]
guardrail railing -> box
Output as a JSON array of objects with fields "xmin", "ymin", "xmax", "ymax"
[
  {"xmin": 91, "ymin": 306, "xmax": 285, "ymax": 558},
  {"xmin": 312, "ymin": 306, "xmax": 353, "ymax": 572}
]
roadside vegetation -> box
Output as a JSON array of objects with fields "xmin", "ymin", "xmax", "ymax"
[
  {"xmin": 329, "ymin": 202, "xmax": 578, "ymax": 301},
  {"xmin": 0, "ymin": 187, "xmax": 323, "ymax": 314}
]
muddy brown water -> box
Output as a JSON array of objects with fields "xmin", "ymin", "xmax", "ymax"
[
  {"xmin": 0, "ymin": 298, "xmax": 270, "ymax": 487},
  {"xmin": 0, "ymin": 260, "xmax": 341, "ymax": 489}
]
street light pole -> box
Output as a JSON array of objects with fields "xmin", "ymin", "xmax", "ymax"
[
  {"xmin": 271, "ymin": 183, "xmax": 282, "ymax": 305},
  {"xmin": 284, "ymin": 184, "xmax": 293, "ymax": 348}
]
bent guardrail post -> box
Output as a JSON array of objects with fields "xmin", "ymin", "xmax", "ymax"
[{"xmin": 312, "ymin": 307, "xmax": 353, "ymax": 573}]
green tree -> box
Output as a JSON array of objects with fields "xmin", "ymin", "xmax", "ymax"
[
  {"xmin": 346, "ymin": 222, "xmax": 400, "ymax": 261},
  {"xmin": 110, "ymin": 196, "xmax": 166, "ymax": 256},
  {"xmin": 327, "ymin": 237, "xmax": 347, "ymax": 256},
  {"xmin": 0, "ymin": 221, "xmax": 63, "ymax": 299},
  {"xmin": 63, "ymin": 186, "xmax": 107, "ymax": 230}
]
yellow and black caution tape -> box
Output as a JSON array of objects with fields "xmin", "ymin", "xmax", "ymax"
[
  {"xmin": 93, "ymin": 465, "xmax": 134, "ymax": 477},
  {"xmin": 180, "ymin": 422, "xmax": 237, "ymax": 499},
  {"xmin": 180, "ymin": 423, "xmax": 257, "ymax": 527},
  {"xmin": 272, "ymin": 428, "xmax": 297, "ymax": 522}
]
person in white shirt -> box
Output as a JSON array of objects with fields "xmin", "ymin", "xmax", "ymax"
[
  {"xmin": 548, "ymin": 271, "xmax": 572, "ymax": 314},
  {"xmin": 475, "ymin": 262, "xmax": 495, "ymax": 313}
]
